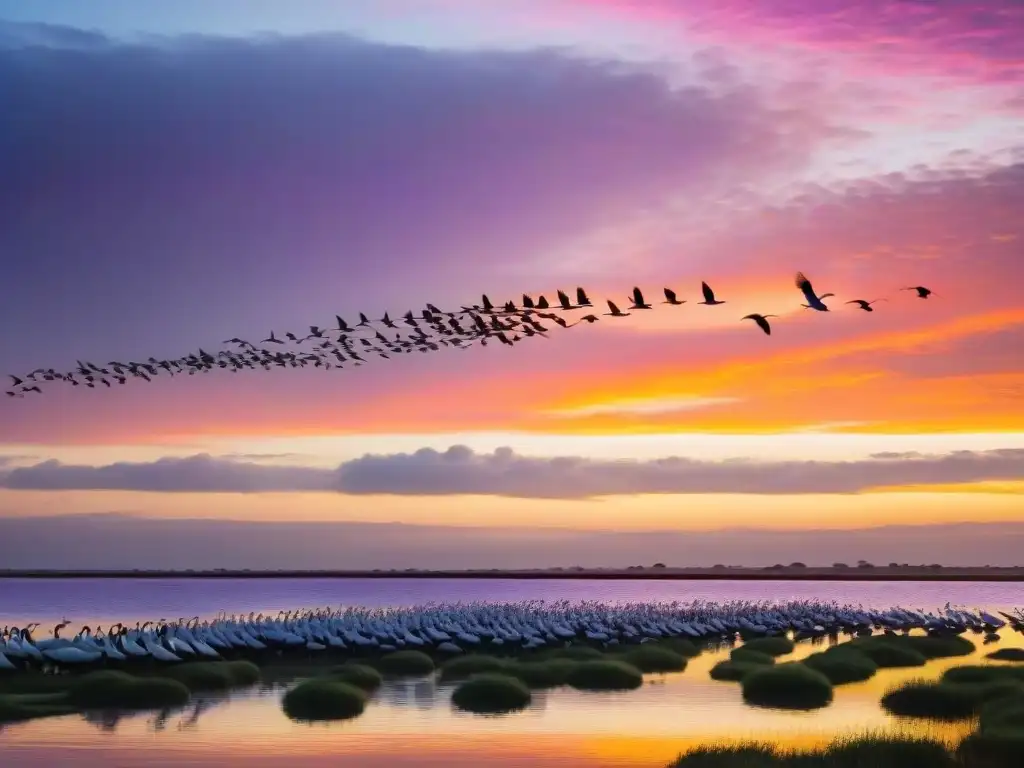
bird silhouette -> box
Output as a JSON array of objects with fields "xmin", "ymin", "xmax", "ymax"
[
  {"xmin": 903, "ymin": 286, "xmax": 933, "ymax": 299},
  {"xmin": 628, "ymin": 287, "xmax": 652, "ymax": 310},
  {"xmin": 795, "ymin": 272, "xmax": 834, "ymax": 311},
  {"xmin": 663, "ymin": 288, "xmax": 685, "ymax": 305},
  {"xmin": 846, "ymin": 299, "xmax": 886, "ymax": 312},
  {"xmin": 698, "ymin": 282, "xmax": 725, "ymax": 305},
  {"xmin": 604, "ymin": 300, "xmax": 630, "ymax": 317},
  {"xmin": 742, "ymin": 314, "xmax": 777, "ymax": 336}
]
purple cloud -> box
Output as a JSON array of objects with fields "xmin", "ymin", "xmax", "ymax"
[
  {"xmin": 2, "ymin": 446, "xmax": 1022, "ymax": 497},
  {"xmin": 0, "ymin": 23, "xmax": 823, "ymax": 375}
]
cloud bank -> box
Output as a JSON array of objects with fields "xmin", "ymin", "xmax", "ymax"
[{"xmin": 1, "ymin": 447, "xmax": 1021, "ymax": 498}]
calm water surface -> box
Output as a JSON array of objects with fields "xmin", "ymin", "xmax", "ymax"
[{"xmin": 1, "ymin": 578, "xmax": 1021, "ymax": 768}]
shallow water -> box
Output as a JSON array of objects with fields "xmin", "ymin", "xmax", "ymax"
[{"xmin": 1, "ymin": 578, "xmax": 1022, "ymax": 767}]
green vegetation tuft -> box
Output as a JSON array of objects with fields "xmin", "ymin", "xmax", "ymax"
[
  {"xmin": 438, "ymin": 654, "xmax": 509, "ymax": 682},
  {"xmin": 451, "ymin": 673, "xmax": 532, "ymax": 714},
  {"xmin": 565, "ymin": 659, "xmax": 644, "ymax": 691},
  {"xmin": 709, "ymin": 660, "xmax": 763, "ymax": 682},
  {"xmin": 738, "ymin": 637, "xmax": 794, "ymax": 657},
  {"xmin": 325, "ymin": 663, "xmax": 384, "ymax": 692},
  {"xmin": 618, "ymin": 645, "xmax": 688, "ymax": 673},
  {"xmin": 880, "ymin": 678, "xmax": 1022, "ymax": 721},
  {"xmin": 985, "ymin": 648, "xmax": 1024, "ymax": 662},
  {"xmin": 161, "ymin": 660, "xmax": 259, "ymax": 691},
  {"xmin": 801, "ymin": 647, "xmax": 878, "ymax": 685},
  {"xmin": 373, "ymin": 650, "xmax": 435, "ymax": 676},
  {"xmin": 740, "ymin": 663, "xmax": 833, "ymax": 711},
  {"xmin": 669, "ymin": 734, "xmax": 955, "ymax": 767},
  {"xmin": 504, "ymin": 659, "xmax": 577, "ymax": 689},
  {"xmin": 67, "ymin": 670, "xmax": 190, "ymax": 710},
  {"xmin": 282, "ymin": 678, "xmax": 367, "ymax": 722},
  {"xmin": 847, "ymin": 637, "xmax": 928, "ymax": 668},
  {"xmin": 729, "ymin": 648, "xmax": 776, "ymax": 666}
]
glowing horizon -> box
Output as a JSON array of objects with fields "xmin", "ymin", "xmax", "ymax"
[{"xmin": 0, "ymin": 0, "xmax": 1022, "ymax": 566}]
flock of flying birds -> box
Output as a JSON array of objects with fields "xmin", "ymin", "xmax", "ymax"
[{"xmin": 4, "ymin": 273, "xmax": 933, "ymax": 399}]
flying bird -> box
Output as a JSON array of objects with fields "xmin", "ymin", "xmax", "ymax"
[
  {"xmin": 742, "ymin": 314, "xmax": 777, "ymax": 336},
  {"xmin": 604, "ymin": 300, "xmax": 630, "ymax": 317},
  {"xmin": 663, "ymin": 288, "xmax": 685, "ymax": 306},
  {"xmin": 698, "ymin": 282, "xmax": 725, "ymax": 305},
  {"xmin": 575, "ymin": 287, "xmax": 592, "ymax": 307},
  {"xmin": 795, "ymin": 272, "xmax": 833, "ymax": 311},
  {"xmin": 903, "ymin": 286, "xmax": 933, "ymax": 299},
  {"xmin": 845, "ymin": 299, "xmax": 886, "ymax": 312},
  {"xmin": 628, "ymin": 287, "xmax": 652, "ymax": 310}
]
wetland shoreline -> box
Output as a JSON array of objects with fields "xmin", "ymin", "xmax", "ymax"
[{"xmin": 2, "ymin": 567, "xmax": 1023, "ymax": 581}]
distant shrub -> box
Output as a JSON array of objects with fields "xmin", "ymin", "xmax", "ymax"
[
  {"xmin": 802, "ymin": 647, "xmax": 878, "ymax": 685},
  {"xmin": 451, "ymin": 673, "xmax": 531, "ymax": 714},
  {"xmin": 565, "ymin": 660, "xmax": 643, "ymax": 691},
  {"xmin": 740, "ymin": 663, "xmax": 833, "ymax": 710},
  {"xmin": 373, "ymin": 650, "xmax": 435, "ymax": 676},
  {"xmin": 282, "ymin": 679, "xmax": 366, "ymax": 722},
  {"xmin": 739, "ymin": 636, "xmax": 795, "ymax": 657}
]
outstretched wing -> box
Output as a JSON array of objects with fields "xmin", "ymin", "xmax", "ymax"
[{"xmin": 794, "ymin": 271, "xmax": 816, "ymax": 302}]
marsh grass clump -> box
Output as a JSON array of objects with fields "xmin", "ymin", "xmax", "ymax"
[
  {"xmin": 565, "ymin": 659, "xmax": 643, "ymax": 691},
  {"xmin": 670, "ymin": 742, "xmax": 783, "ymax": 767},
  {"xmin": 880, "ymin": 679, "xmax": 1022, "ymax": 720},
  {"xmin": 0, "ymin": 692, "xmax": 77, "ymax": 724},
  {"xmin": 373, "ymin": 650, "xmax": 435, "ymax": 677},
  {"xmin": 848, "ymin": 638, "xmax": 928, "ymax": 668},
  {"xmin": 505, "ymin": 659, "xmax": 577, "ymax": 689},
  {"xmin": 820, "ymin": 733, "xmax": 957, "ymax": 767},
  {"xmin": 282, "ymin": 679, "xmax": 367, "ymax": 722},
  {"xmin": 669, "ymin": 734, "xmax": 955, "ymax": 768},
  {"xmin": 985, "ymin": 648, "xmax": 1024, "ymax": 662},
  {"xmin": 730, "ymin": 648, "xmax": 776, "ymax": 666},
  {"xmin": 655, "ymin": 637, "xmax": 702, "ymax": 658},
  {"xmin": 67, "ymin": 670, "xmax": 190, "ymax": 710},
  {"xmin": 325, "ymin": 663, "xmax": 383, "ymax": 692},
  {"xmin": 438, "ymin": 654, "xmax": 509, "ymax": 682},
  {"xmin": 618, "ymin": 645, "xmax": 688, "ymax": 673},
  {"xmin": 801, "ymin": 647, "xmax": 878, "ymax": 685},
  {"xmin": 739, "ymin": 636, "xmax": 795, "ymax": 657},
  {"xmin": 547, "ymin": 645, "xmax": 605, "ymax": 662},
  {"xmin": 978, "ymin": 692, "xmax": 1024, "ymax": 732},
  {"xmin": 903, "ymin": 634, "xmax": 975, "ymax": 659},
  {"xmin": 942, "ymin": 664, "xmax": 1024, "ymax": 685},
  {"xmin": 958, "ymin": 729, "xmax": 1024, "ymax": 767},
  {"xmin": 451, "ymin": 673, "xmax": 531, "ymax": 714},
  {"xmin": 709, "ymin": 660, "xmax": 762, "ymax": 682},
  {"xmin": 740, "ymin": 663, "xmax": 833, "ymax": 710},
  {"xmin": 161, "ymin": 660, "xmax": 259, "ymax": 691}
]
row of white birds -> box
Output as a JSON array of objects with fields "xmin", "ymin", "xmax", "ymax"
[{"xmin": 1, "ymin": 599, "xmax": 1017, "ymax": 671}]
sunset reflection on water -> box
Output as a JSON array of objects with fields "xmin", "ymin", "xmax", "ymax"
[{"xmin": 4, "ymin": 633, "xmax": 1016, "ymax": 768}]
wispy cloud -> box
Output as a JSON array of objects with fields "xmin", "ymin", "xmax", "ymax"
[{"xmin": 544, "ymin": 396, "xmax": 740, "ymax": 418}]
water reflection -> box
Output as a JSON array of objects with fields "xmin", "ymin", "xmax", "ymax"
[{"xmin": 1, "ymin": 632, "xmax": 1021, "ymax": 767}]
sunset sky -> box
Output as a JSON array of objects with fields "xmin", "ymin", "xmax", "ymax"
[{"xmin": 0, "ymin": 0, "xmax": 1022, "ymax": 569}]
